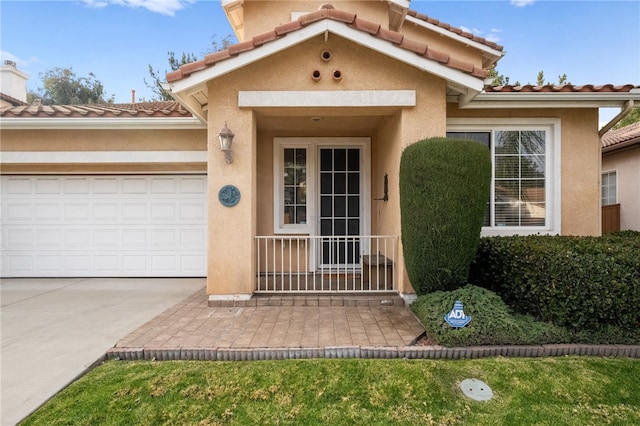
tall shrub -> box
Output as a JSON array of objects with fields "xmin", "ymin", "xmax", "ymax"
[{"xmin": 399, "ymin": 137, "xmax": 491, "ymax": 294}]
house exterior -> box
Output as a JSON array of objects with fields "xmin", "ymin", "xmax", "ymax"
[
  {"xmin": 2, "ymin": 1, "xmax": 639, "ymax": 304},
  {"xmin": 601, "ymin": 121, "xmax": 640, "ymax": 232}
]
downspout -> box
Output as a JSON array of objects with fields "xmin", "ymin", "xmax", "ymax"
[{"xmin": 599, "ymin": 100, "xmax": 634, "ymax": 137}]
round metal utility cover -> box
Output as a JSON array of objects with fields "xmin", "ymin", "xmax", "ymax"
[{"xmin": 460, "ymin": 378, "xmax": 493, "ymax": 401}]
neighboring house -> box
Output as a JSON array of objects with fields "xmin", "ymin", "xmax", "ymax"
[
  {"xmin": 2, "ymin": 1, "xmax": 639, "ymax": 305},
  {"xmin": 601, "ymin": 121, "xmax": 640, "ymax": 232}
]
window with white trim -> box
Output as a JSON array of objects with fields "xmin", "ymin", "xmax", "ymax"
[
  {"xmin": 273, "ymin": 140, "xmax": 315, "ymax": 234},
  {"xmin": 447, "ymin": 119, "xmax": 560, "ymax": 235},
  {"xmin": 601, "ymin": 170, "xmax": 617, "ymax": 206}
]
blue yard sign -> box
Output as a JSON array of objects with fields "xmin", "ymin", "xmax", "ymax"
[{"xmin": 444, "ymin": 300, "xmax": 472, "ymax": 328}]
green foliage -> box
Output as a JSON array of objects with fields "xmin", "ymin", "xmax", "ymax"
[
  {"xmin": 469, "ymin": 233, "xmax": 640, "ymax": 333},
  {"xmin": 399, "ymin": 138, "xmax": 491, "ymax": 294},
  {"xmin": 613, "ymin": 107, "xmax": 640, "ymax": 129},
  {"xmin": 145, "ymin": 34, "xmax": 235, "ymax": 101},
  {"xmin": 411, "ymin": 285, "xmax": 569, "ymax": 347},
  {"xmin": 486, "ymin": 68, "xmax": 570, "ymax": 87},
  {"xmin": 33, "ymin": 67, "xmax": 113, "ymax": 105},
  {"xmin": 22, "ymin": 358, "xmax": 640, "ymax": 426}
]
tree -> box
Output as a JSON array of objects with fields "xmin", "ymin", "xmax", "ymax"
[
  {"xmin": 487, "ymin": 68, "xmax": 570, "ymax": 87},
  {"xmin": 31, "ymin": 67, "xmax": 113, "ymax": 105},
  {"xmin": 145, "ymin": 34, "xmax": 235, "ymax": 101},
  {"xmin": 613, "ymin": 107, "xmax": 640, "ymax": 129}
]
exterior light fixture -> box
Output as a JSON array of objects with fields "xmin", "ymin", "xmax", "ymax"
[{"xmin": 218, "ymin": 122, "xmax": 235, "ymax": 163}]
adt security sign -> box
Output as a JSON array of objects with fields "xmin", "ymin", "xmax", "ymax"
[{"xmin": 444, "ymin": 301, "xmax": 472, "ymax": 328}]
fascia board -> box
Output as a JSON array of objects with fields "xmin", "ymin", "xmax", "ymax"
[
  {"xmin": 388, "ymin": 0, "xmax": 410, "ymax": 8},
  {"xmin": 167, "ymin": 19, "xmax": 484, "ymax": 96},
  {"xmin": 460, "ymin": 91, "xmax": 640, "ymax": 109},
  {"xmin": 0, "ymin": 117, "xmax": 207, "ymax": 130},
  {"xmin": 404, "ymin": 15, "xmax": 503, "ymax": 60}
]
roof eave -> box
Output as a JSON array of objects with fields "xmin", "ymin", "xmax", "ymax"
[
  {"xmin": 459, "ymin": 90, "xmax": 640, "ymax": 109},
  {"xmin": 0, "ymin": 117, "xmax": 207, "ymax": 130},
  {"xmin": 164, "ymin": 19, "xmax": 485, "ymax": 112},
  {"xmin": 404, "ymin": 14, "xmax": 504, "ymax": 69},
  {"xmin": 602, "ymin": 136, "xmax": 640, "ymax": 153}
]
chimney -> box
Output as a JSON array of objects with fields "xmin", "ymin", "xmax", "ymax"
[
  {"xmin": 0, "ymin": 60, "xmax": 29, "ymax": 102},
  {"xmin": 131, "ymin": 89, "xmax": 135, "ymax": 104}
]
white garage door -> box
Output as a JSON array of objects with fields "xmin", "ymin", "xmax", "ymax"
[{"xmin": 1, "ymin": 175, "xmax": 207, "ymax": 277}]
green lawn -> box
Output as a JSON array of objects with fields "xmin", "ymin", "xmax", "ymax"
[{"xmin": 23, "ymin": 357, "xmax": 639, "ymax": 426}]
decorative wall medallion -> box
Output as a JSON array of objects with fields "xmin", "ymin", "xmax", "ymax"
[{"xmin": 218, "ymin": 185, "xmax": 240, "ymax": 207}]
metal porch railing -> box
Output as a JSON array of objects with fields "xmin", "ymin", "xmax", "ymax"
[{"xmin": 255, "ymin": 235, "xmax": 397, "ymax": 293}]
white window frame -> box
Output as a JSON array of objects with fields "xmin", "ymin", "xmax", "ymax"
[
  {"xmin": 601, "ymin": 170, "xmax": 618, "ymax": 206},
  {"xmin": 447, "ymin": 118, "xmax": 561, "ymax": 236},
  {"xmin": 273, "ymin": 139, "xmax": 315, "ymax": 235},
  {"xmin": 273, "ymin": 137, "xmax": 371, "ymax": 236}
]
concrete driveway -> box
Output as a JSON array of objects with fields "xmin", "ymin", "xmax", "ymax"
[{"xmin": 0, "ymin": 277, "xmax": 205, "ymax": 426}]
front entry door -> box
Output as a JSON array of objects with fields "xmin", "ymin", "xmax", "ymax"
[{"xmin": 319, "ymin": 147, "xmax": 361, "ymax": 268}]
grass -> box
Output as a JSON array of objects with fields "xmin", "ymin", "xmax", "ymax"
[{"xmin": 22, "ymin": 357, "xmax": 640, "ymax": 425}]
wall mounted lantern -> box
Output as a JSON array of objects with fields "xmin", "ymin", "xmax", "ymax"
[{"xmin": 218, "ymin": 122, "xmax": 235, "ymax": 163}]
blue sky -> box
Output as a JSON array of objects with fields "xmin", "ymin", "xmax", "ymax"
[{"xmin": 2, "ymin": 0, "xmax": 639, "ymax": 119}]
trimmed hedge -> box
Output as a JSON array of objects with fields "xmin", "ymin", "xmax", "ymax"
[
  {"xmin": 399, "ymin": 137, "xmax": 491, "ymax": 294},
  {"xmin": 469, "ymin": 232, "xmax": 640, "ymax": 332}
]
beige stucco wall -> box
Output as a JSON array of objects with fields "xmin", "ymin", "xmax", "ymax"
[
  {"xmin": 602, "ymin": 144, "xmax": 640, "ymax": 231},
  {"xmin": 448, "ymin": 104, "xmax": 601, "ymax": 236},
  {"xmin": 0, "ymin": 128, "xmax": 206, "ymax": 151},
  {"xmin": 204, "ymin": 32, "xmax": 447, "ymax": 296},
  {"xmin": 0, "ymin": 128, "xmax": 207, "ymax": 173},
  {"xmin": 241, "ymin": 1, "xmax": 391, "ymax": 41}
]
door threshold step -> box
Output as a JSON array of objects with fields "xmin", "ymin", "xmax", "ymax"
[{"xmin": 209, "ymin": 293, "xmax": 405, "ymax": 308}]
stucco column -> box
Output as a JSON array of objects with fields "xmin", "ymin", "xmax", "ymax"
[{"xmin": 206, "ymin": 101, "xmax": 256, "ymax": 300}]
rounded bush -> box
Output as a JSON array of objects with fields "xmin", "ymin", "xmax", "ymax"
[
  {"xmin": 399, "ymin": 137, "xmax": 491, "ymax": 294},
  {"xmin": 410, "ymin": 285, "xmax": 569, "ymax": 347}
]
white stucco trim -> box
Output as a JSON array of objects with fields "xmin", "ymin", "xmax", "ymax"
[
  {"xmin": 0, "ymin": 151, "xmax": 207, "ymax": 163},
  {"xmin": 0, "ymin": 117, "xmax": 206, "ymax": 130},
  {"xmin": 208, "ymin": 294, "xmax": 253, "ymax": 302},
  {"xmin": 400, "ymin": 292, "xmax": 417, "ymax": 306},
  {"xmin": 239, "ymin": 90, "xmax": 416, "ymax": 108},
  {"xmin": 447, "ymin": 117, "xmax": 562, "ymax": 237}
]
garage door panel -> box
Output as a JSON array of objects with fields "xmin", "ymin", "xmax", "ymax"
[
  {"xmin": 1, "ymin": 175, "xmax": 207, "ymax": 277},
  {"xmin": 37, "ymin": 229, "xmax": 64, "ymax": 247}
]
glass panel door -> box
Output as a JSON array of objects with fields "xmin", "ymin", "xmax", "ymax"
[{"xmin": 319, "ymin": 148, "xmax": 361, "ymax": 267}]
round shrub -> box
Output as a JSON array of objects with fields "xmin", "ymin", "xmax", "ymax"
[
  {"xmin": 399, "ymin": 137, "xmax": 491, "ymax": 294},
  {"xmin": 410, "ymin": 285, "xmax": 569, "ymax": 347}
]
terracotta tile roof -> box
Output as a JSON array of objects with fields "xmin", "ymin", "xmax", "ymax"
[
  {"xmin": 0, "ymin": 92, "xmax": 28, "ymax": 107},
  {"xmin": 485, "ymin": 84, "xmax": 639, "ymax": 93},
  {"xmin": 166, "ymin": 3, "xmax": 488, "ymax": 84},
  {"xmin": 0, "ymin": 101, "xmax": 193, "ymax": 118},
  {"xmin": 406, "ymin": 9, "xmax": 504, "ymax": 52},
  {"xmin": 602, "ymin": 121, "xmax": 640, "ymax": 151}
]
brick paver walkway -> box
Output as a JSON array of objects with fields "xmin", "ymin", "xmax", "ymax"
[
  {"xmin": 114, "ymin": 288, "xmax": 425, "ymax": 351},
  {"xmin": 108, "ymin": 288, "xmax": 640, "ymax": 361}
]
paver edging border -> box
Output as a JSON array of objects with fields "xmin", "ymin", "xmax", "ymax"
[{"xmin": 106, "ymin": 344, "xmax": 640, "ymax": 362}]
